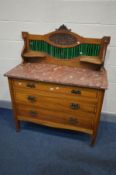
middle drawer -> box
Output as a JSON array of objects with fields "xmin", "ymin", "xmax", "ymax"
[{"xmin": 14, "ymin": 91, "xmax": 96, "ymax": 119}]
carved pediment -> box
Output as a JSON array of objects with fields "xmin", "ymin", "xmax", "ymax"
[{"xmin": 56, "ymin": 24, "xmax": 71, "ymax": 32}]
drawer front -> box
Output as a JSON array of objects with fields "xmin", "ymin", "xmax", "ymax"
[
  {"xmin": 13, "ymin": 79, "xmax": 98, "ymax": 99},
  {"xmin": 16, "ymin": 105, "xmax": 93, "ymax": 130},
  {"xmin": 14, "ymin": 91, "xmax": 96, "ymax": 119}
]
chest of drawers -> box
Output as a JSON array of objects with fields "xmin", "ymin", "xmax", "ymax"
[
  {"xmin": 5, "ymin": 25, "xmax": 110, "ymax": 145},
  {"xmin": 8, "ymin": 78, "xmax": 104, "ymax": 145}
]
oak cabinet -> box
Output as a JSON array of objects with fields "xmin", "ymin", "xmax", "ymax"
[{"xmin": 5, "ymin": 25, "xmax": 110, "ymax": 145}]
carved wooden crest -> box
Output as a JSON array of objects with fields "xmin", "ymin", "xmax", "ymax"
[{"xmin": 55, "ymin": 24, "xmax": 71, "ymax": 32}]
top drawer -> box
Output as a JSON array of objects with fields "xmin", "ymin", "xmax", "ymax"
[{"xmin": 13, "ymin": 79, "xmax": 98, "ymax": 99}]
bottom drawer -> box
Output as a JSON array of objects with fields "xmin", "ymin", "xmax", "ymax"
[{"xmin": 16, "ymin": 105, "xmax": 93, "ymax": 130}]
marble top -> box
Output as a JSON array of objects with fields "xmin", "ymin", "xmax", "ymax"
[{"xmin": 5, "ymin": 63, "xmax": 108, "ymax": 89}]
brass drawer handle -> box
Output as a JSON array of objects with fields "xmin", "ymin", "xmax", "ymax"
[
  {"xmin": 29, "ymin": 111, "xmax": 38, "ymax": 117},
  {"xmin": 27, "ymin": 96, "xmax": 36, "ymax": 102},
  {"xmin": 26, "ymin": 82, "xmax": 35, "ymax": 88},
  {"xmin": 68, "ymin": 117, "xmax": 79, "ymax": 125},
  {"xmin": 71, "ymin": 89, "xmax": 81, "ymax": 94},
  {"xmin": 70, "ymin": 103, "xmax": 80, "ymax": 110}
]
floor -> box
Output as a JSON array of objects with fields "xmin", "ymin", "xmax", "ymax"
[{"xmin": 0, "ymin": 108, "xmax": 116, "ymax": 175}]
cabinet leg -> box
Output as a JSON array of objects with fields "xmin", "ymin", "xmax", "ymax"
[
  {"xmin": 90, "ymin": 134, "xmax": 97, "ymax": 146},
  {"xmin": 16, "ymin": 120, "xmax": 20, "ymax": 132}
]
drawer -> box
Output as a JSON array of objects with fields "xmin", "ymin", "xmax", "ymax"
[
  {"xmin": 13, "ymin": 79, "xmax": 98, "ymax": 99},
  {"xmin": 16, "ymin": 105, "xmax": 93, "ymax": 130},
  {"xmin": 14, "ymin": 91, "xmax": 96, "ymax": 119},
  {"xmin": 14, "ymin": 88, "xmax": 98, "ymax": 104},
  {"xmin": 15, "ymin": 92, "xmax": 96, "ymax": 113}
]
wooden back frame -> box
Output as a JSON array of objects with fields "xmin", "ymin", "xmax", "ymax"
[{"xmin": 21, "ymin": 25, "xmax": 110, "ymax": 69}]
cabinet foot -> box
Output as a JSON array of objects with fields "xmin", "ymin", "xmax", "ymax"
[
  {"xmin": 90, "ymin": 134, "xmax": 97, "ymax": 146},
  {"xmin": 16, "ymin": 120, "xmax": 20, "ymax": 132}
]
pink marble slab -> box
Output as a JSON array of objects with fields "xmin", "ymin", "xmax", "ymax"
[{"xmin": 5, "ymin": 63, "xmax": 108, "ymax": 89}]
